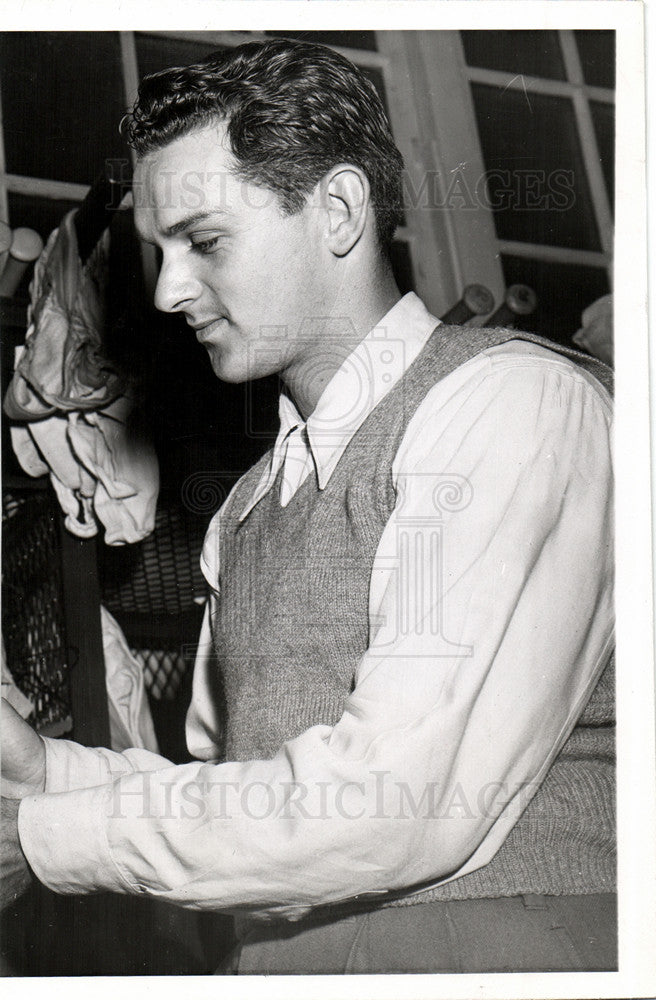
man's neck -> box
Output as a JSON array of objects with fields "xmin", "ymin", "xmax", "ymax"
[{"xmin": 282, "ymin": 275, "xmax": 402, "ymax": 421}]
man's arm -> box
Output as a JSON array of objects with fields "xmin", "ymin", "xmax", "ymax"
[
  {"xmin": 15, "ymin": 352, "xmax": 613, "ymax": 914},
  {"xmin": 1, "ymin": 696, "xmax": 175, "ymax": 908}
]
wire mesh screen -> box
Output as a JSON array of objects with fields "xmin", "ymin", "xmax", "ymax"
[
  {"xmin": 2, "ymin": 489, "xmax": 209, "ymax": 718},
  {"xmin": 2, "ymin": 490, "xmax": 72, "ymax": 733},
  {"xmin": 100, "ymin": 502, "xmax": 208, "ymax": 615},
  {"xmin": 132, "ymin": 648, "xmax": 189, "ymax": 702},
  {"xmin": 99, "ymin": 500, "xmax": 209, "ymax": 701}
]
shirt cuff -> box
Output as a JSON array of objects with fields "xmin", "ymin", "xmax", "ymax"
[{"xmin": 18, "ymin": 785, "xmax": 132, "ymax": 895}]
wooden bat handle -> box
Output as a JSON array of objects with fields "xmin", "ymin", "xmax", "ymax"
[
  {"xmin": 440, "ymin": 284, "xmax": 495, "ymax": 325},
  {"xmin": 0, "ymin": 227, "xmax": 44, "ymax": 298},
  {"xmin": 483, "ymin": 284, "xmax": 537, "ymax": 328}
]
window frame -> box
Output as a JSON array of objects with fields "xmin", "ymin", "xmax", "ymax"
[
  {"xmin": 448, "ymin": 30, "xmax": 614, "ymax": 286},
  {"xmin": 0, "ymin": 29, "xmax": 614, "ymax": 319}
]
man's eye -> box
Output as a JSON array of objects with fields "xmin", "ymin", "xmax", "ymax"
[{"xmin": 191, "ymin": 236, "xmax": 221, "ymax": 255}]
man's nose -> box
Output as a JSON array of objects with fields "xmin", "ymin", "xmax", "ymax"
[{"xmin": 154, "ymin": 253, "xmax": 201, "ymax": 314}]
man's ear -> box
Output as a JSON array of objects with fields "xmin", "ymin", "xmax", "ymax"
[{"xmin": 319, "ymin": 165, "xmax": 371, "ymax": 257}]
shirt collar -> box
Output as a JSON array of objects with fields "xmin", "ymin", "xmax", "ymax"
[
  {"xmin": 239, "ymin": 292, "xmax": 439, "ymax": 519},
  {"xmin": 307, "ymin": 292, "xmax": 439, "ymax": 487}
]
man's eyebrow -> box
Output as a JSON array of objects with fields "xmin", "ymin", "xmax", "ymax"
[
  {"xmin": 164, "ymin": 210, "xmax": 226, "ymax": 237},
  {"xmin": 136, "ymin": 210, "xmax": 227, "ymax": 244}
]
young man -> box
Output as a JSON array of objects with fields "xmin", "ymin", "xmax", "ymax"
[{"xmin": 2, "ymin": 39, "xmax": 615, "ymax": 974}]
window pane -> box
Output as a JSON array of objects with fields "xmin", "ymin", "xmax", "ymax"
[
  {"xmin": 136, "ymin": 33, "xmax": 226, "ymax": 78},
  {"xmin": 590, "ymin": 101, "xmax": 615, "ymax": 212},
  {"xmin": 574, "ymin": 31, "xmax": 615, "ymax": 89},
  {"xmin": 501, "ymin": 255, "xmax": 609, "ymax": 345},
  {"xmin": 1, "ymin": 33, "xmax": 127, "ymax": 185},
  {"xmin": 265, "ymin": 30, "xmax": 377, "ymax": 52},
  {"xmin": 461, "ymin": 31, "xmax": 566, "ymax": 81},
  {"xmin": 471, "ymin": 84, "xmax": 601, "ymax": 251}
]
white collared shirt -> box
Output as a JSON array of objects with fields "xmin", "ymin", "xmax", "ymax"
[
  {"xmin": 19, "ymin": 293, "xmax": 614, "ymax": 915},
  {"xmin": 238, "ymin": 293, "xmax": 436, "ymax": 516}
]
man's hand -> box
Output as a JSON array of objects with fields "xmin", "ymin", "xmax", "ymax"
[
  {"xmin": 1, "ymin": 698, "xmax": 46, "ymax": 799},
  {"xmin": 1, "ymin": 796, "xmax": 33, "ymax": 908}
]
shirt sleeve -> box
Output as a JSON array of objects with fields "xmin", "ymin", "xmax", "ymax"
[
  {"xmin": 41, "ymin": 736, "xmax": 174, "ymax": 793},
  {"xmin": 18, "ymin": 348, "xmax": 614, "ymax": 916}
]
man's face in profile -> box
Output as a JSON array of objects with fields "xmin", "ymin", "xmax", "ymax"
[{"xmin": 133, "ymin": 123, "xmax": 328, "ymax": 385}]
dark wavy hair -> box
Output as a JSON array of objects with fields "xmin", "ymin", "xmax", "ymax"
[{"xmin": 123, "ymin": 38, "xmax": 404, "ymax": 253}]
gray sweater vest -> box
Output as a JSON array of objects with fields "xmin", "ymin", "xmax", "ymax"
[{"xmin": 212, "ymin": 325, "xmax": 614, "ymax": 903}]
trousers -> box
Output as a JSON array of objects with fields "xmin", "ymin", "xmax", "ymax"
[{"xmin": 219, "ymin": 893, "xmax": 616, "ymax": 975}]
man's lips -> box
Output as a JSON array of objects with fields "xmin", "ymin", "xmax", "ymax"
[{"xmin": 190, "ymin": 319, "xmax": 225, "ymax": 343}]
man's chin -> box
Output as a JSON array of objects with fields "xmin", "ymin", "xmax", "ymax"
[{"xmin": 206, "ymin": 347, "xmax": 249, "ymax": 384}]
